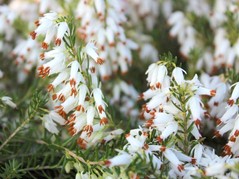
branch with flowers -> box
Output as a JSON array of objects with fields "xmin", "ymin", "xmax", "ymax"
[{"xmin": 1, "ymin": 0, "xmax": 239, "ymax": 178}]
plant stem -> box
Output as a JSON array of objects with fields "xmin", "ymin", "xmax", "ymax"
[
  {"xmin": 0, "ymin": 118, "xmax": 30, "ymax": 151},
  {"xmin": 18, "ymin": 165, "xmax": 62, "ymax": 172},
  {"xmin": 36, "ymin": 140, "xmax": 104, "ymax": 165},
  {"xmin": 181, "ymin": 96, "xmax": 189, "ymax": 154}
]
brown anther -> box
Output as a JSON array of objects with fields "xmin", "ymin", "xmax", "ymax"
[
  {"xmin": 194, "ymin": 119, "xmax": 201, "ymax": 127},
  {"xmin": 227, "ymin": 99, "xmax": 234, "ymax": 106},
  {"xmin": 34, "ymin": 20, "xmax": 40, "ymax": 26},
  {"xmin": 76, "ymin": 105, "xmax": 85, "ymax": 112},
  {"xmin": 98, "ymin": 105, "xmax": 105, "ymax": 114},
  {"xmin": 229, "ymin": 136, "xmax": 236, "ymax": 142},
  {"xmin": 47, "ymin": 84, "xmax": 54, "ymax": 92},
  {"xmin": 210, "ymin": 90, "xmax": 216, "ymax": 96},
  {"xmin": 97, "ymin": 58, "xmax": 105, "ymax": 65},
  {"xmin": 191, "ymin": 158, "xmax": 196, "ymax": 164},
  {"xmin": 125, "ymin": 133, "xmax": 130, "ymax": 138},
  {"xmin": 100, "ymin": 45, "xmax": 105, "ymax": 51},
  {"xmin": 142, "ymin": 131, "xmax": 148, "ymax": 136},
  {"xmin": 109, "ymin": 42, "xmax": 115, "ymax": 47},
  {"xmin": 71, "ymin": 88, "xmax": 78, "ymax": 96},
  {"xmin": 77, "ymin": 138, "xmax": 87, "ymax": 149},
  {"xmin": 157, "ymin": 136, "xmax": 163, "ymax": 143},
  {"xmin": 41, "ymin": 42, "xmax": 48, "ymax": 49},
  {"xmin": 90, "ymin": 67, "xmax": 96, "ymax": 73},
  {"xmin": 52, "ymin": 94, "xmax": 57, "ymax": 100},
  {"xmin": 214, "ymin": 102, "xmax": 219, "ymax": 106},
  {"xmin": 145, "ymin": 106, "xmax": 150, "ymax": 113},
  {"xmin": 160, "ymin": 146, "xmax": 166, "ymax": 152},
  {"xmin": 138, "ymin": 93, "xmax": 144, "ymax": 100},
  {"xmin": 104, "ymin": 160, "xmax": 111, "ymax": 166},
  {"xmin": 145, "ymin": 119, "xmax": 153, "ymax": 128},
  {"xmin": 234, "ymin": 130, "xmax": 239, "ymax": 137},
  {"xmin": 102, "ymin": 75, "xmax": 110, "ymax": 81},
  {"xmin": 156, "ymin": 82, "xmax": 161, "ymax": 89},
  {"xmin": 177, "ymin": 164, "xmax": 184, "ymax": 172},
  {"xmin": 68, "ymin": 127, "xmax": 76, "ymax": 136},
  {"xmin": 214, "ymin": 130, "xmax": 221, "ymax": 138},
  {"xmin": 204, "ymin": 111, "xmax": 210, "ymax": 118},
  {"xmin": 30, "ymin": 31, "xmax": 37, "ymax": 40},
  {"xmin": 83, "ymin": 125, "xmax": 93, "ymax": 137},
  {"xmin": 224, "ymin": 144, "xmax": 232, "ymax": 155},
  {"xmin": 143, "ymin": 144, "xmax": 149, "ymax": 150},
  {"xmin": 216, "ymin": 118, "xmax": 222, "ymax": 125},
  {"xmin": 100, "ymin": 117, "xmax": 108, "ymax": 125},
  {"xmin": 58, "ymin": 94, "xmax": 65, "ymax": 102},
  {"xmin": 101, "ymin": 139, "xmax": 106, "ymax": 144},
  {"xmin": 55, "ymin": 38, "xmax": 61, "ymax": 46},
  {"xmin": 40, "ymin": 53, "xmax": 45, "ymax": 60},
  {"xmin": 68, "ymin": 113, "xmax": 76, "ymax": 122}
]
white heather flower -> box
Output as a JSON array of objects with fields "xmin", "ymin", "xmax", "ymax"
[
  {"xmin": 146, "ymin": 63, "xmax": 168, "ymax": 88},
  {"xmin": 186, "ymin": 96, "xmax": 203, "ymax": 125},
  {"xmin": 159, "ymin": 121, "xmax": 178, "ymax": 141},
  {"xmin": 43, "ymin": 27, "xmax": 57, "ymax": 49},
  {"xmin": 172, "ymin": 67, "xmax": 186, "ymax": 85},
  {"xmin": 30, "ymin": 12, "xmax": 57, "ymax": 40},
  {"xmin": 84, "ymin": 42, "xmax": 104, "ymax": 65},
  {"xmin": 48, "ymin": 71, "xmax": 69, "ymax": 92},
  {"xmin": 43, "ymin": 115, "xmax": 59, "ymax": 134},
  {"xmin": 102, "ymin": 129, "xmax": 124, "ymax": 143},
  {"xmin": 76, "ymin": 84, "xmax": 89, "ymax": 112},
  {"xmin": 55, "ymin": 22, "xmax": 69, "ymax": 46},
  {"xmin": 191, "ymin": 144, "xmax": 204, "ymax": 164},
  {"xmin": 49, "ymin": 110, "xmax": 66, "ymax": 125},
  {"xmin": 161, "ymin": 147, "xmax": 184, "ymax": 172},
  {"xmin": 125, "ymin": 133, "xmax": 145, "ymax": 151},
  {"xmin": 73, "ymin": 113, "xmax": 87, "ymax": 135},
  {"xmin": 1, "ymin": 96, "xmax": 17, "ymax": 108},
  {"xmin": 126, "ymin": 0, "xmax": 160, "ymax": 30},
  {"xmin": 83, "ymin": 106, "xmax": 95, "ymax": 134},
  {"xmin": 54, "ymin": 83, "xmax": 72, "ymax": 102},
  {"xmin": 0, "ymin": 6, "xmax": 16, "ymax": 42},
  {"xmin": 0, "ymin": 70, "xmax": 3, "ymax": 78},
  {"xmin": 190, "ymin": 121, "xmax": 202, "ymax": 139},
  {"xmin": 105, "ymin": 152, "xmax": 132, "ymax": 167},
  {"xmin": 139, "ymin": 88, "xmax": 158, "ymax": 101},
  {"xmin": 205, "ymin": 163, "xmax": 226, "ymax": 176},
  {"xmin": 69, "ymin": 60, "xmax": 80, "ymax": 87},
  {"xmin": 95, "ymin": 0, "xmax": 105, "ymax": 17},
  {"xmin": 228, "ymin": 82, "xmax": 239, "ymax": 106},
  {"xmin": 57, "ymin": 95, "xmax": 78, "ymax": 114},
  {"xmin": 92, "ymin": 88, "xmax": 108, "ymax": 124},
  {"xmin": 140, "ymin": 43, "xmax": 158, "ymax": 62},
  {"xmin": 208, "ymin": 83, "xmax": 229, "ymax": 106},
  {"xmin": 220, "ymin": 104, "xmax": 238, "ymax": 123},
  {"xmin": 168, "ymin": 11, "xmax": 197, "ymax": 57},
  {"xmin": 42, "ymin": 111, "xmax": 66, "ymax": 135}
]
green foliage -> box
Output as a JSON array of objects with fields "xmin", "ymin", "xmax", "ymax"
[
  {"xmin": 224, "ymin": 11, "xmax": 239, "ymax": 45},
  {"xmin": 0, "ymin": 159, "xmax": 25, "ymax": 179},
  {"xmin": 12, "ymin": 17, "xmax": 29, "ymax": 38},
  {"xmin": 224, "ymin": 68, "xmax": 239, "ymax": 85},
  {"xmin": 189, "ymin": 13, "xmax": 214, "ymax": 47}
]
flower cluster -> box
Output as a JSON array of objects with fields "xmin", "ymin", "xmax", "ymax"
[
  {"xmin": 2, "ymin": 1, "xmax": 239, "ymax": 179},
  {"xmin": 126, "ymin": 0, "xmax": 160, "ymax": 31},
  {"xmin": 76, "ymin": 0, "xmax": 138, "ymax": 78},
  {"xmin": 30, "ymin": 12, "xmax": 120, "ymax": 148},
  {"xmin": 0, "ymin": 5, "xmax": 16, "ymax": 53},
  {"xmin": 106, "ymin": 61, "xmax": 239, "ymax": 178},
  {"xmin": 167, "ymin": 0, "xmax": 239, "ymax": 74}
]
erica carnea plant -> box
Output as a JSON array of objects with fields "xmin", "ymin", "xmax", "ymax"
[{"xmin": 1, "ymin": 0, "xmax": 239, "ymax": 179}]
